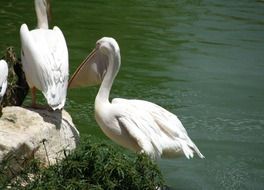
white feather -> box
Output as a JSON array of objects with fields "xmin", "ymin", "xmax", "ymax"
[{"xmin": 0, "ymin": 60, "xmax": 8, "ymax": 103}]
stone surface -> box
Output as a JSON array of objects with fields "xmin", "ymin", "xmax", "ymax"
[{"xmin": 0, "ymin": 106, "xmax": 79, "ymax": 174}]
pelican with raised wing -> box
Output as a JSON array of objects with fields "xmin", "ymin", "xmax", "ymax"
[
  {"xmin": 69, "ymin": 37, "xmax": 204, "ymax": 159},
  {"xmin": 0, "ymin": 60, "xmax": 8, "ymax": 104},
  {"xmin": 20, "ymin": 0, "xmax": 68, "ymax": 110}
]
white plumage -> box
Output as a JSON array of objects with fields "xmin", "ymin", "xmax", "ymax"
[
  {"xmin": 69, "ymin": 37, "xmax": 204, "ymax": 159},
  {"xmin": 20, "ymin": 0, "xmax": 68, "ymax": 110},
  {"xmin": 0, "ymin": 60, "xmax": 8, "ymax": 103}
]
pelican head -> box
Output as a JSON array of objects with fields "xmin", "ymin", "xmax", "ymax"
[
  {"xmin": 96, "ymin": 37, "xmax": 120, "ymax": 56},
  {"xmin": 34, "ymin": 0, "xmax": 51, "ymax": 29},
  {"xmin": 68, "ymin": 37, "xmax": 121, "ymax": 88},
  {"xmin": 96, "ymin": 37, "xmax": 121, "ymax": 78}
]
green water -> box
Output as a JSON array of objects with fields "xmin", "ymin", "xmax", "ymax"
[{"xmin": 1, "ymin": 0, "xmax": 264, "ymax": 189}]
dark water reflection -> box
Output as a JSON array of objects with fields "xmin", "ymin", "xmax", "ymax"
[{"xmin": 0, "ymin": 0, "xmax": 264, "ymax": 189}]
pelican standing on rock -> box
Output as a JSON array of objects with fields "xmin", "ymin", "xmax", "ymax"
[
  {"xmin": 69, "ymin": 37, "xmax": 204, "ymax": 159},
  {"xmin": 20, "ymin": 0, "xmax": 69, "ymax": 110},
  {"xmin": 0, "ymin": 60, "xmax": 8, "ymax": 104}
]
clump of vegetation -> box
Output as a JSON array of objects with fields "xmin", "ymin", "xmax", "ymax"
[
  {"xmin": 1, "ymin": 47, "xmax": 29, "ymax": 107},
  {"xmin": 0, "ymin": 136, "xmax": 164, "ymax": 190}
]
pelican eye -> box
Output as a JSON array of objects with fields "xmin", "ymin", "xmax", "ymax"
[{"xmin": 96, "ymin": 42, "xmax": 101, "ymax": 49}]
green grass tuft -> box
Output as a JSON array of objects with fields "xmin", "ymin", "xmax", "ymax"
[{"xmin": 0, "ymin": 135, "xmax": 164, "ymax": 190}]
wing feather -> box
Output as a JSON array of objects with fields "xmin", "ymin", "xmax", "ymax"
[
  {"xmin": 113, "ymin": 98, "xmax": 204, "ymax": 158},
  {"xmin": 113, "ymin": 100, "xmax": 165, "ymax": 157},
  {"xmin": 113, "ymin": 98, "xmax": 187, "ymax": 138}
]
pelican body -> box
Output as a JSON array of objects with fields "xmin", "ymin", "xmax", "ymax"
[
  {"xmin": 20, "ymin": 0, "xmax": 68, "ymax": 110},
  {"xmin": 0, "ymin": 60, "xmax": 8, "ymax": 103},
  {"xmin": 69, "ymin": 37, "xmax": 204, "ymax": 159}
]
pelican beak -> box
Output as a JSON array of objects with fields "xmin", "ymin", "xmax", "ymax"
[{"xmin": 68, "ymin": 46, "xmax": 108, "ymax": 88}]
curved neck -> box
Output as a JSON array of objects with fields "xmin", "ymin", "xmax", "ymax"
[
  {"xmin": 35, "ymin": 1, "xmax": 49, "ymax": 29},
  {"xmin": 96, "ymin": 50, "xmax": 120, "ymax": 104}
]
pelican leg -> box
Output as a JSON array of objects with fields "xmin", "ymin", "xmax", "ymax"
[
  {"xmin": 31, "ymin": 87, "xmax": 37, "ymax": 108},
  {"xmin": 30, "ymin": 87, "xmax": 50, "ymax": 110}
]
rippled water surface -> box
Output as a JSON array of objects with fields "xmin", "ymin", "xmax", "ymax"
[{"xmin": 1, "ymin": 0, "xmax": 264, "ymax": 189}]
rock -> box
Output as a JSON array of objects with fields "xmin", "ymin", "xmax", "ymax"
[{"xmin": 0, "ymin": 106, "xmax": 79, "ymax": 176}]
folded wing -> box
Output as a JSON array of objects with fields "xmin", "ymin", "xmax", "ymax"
[{"xmin": 20, "ymin": 24, "xmax": 69, "ymax": 110}]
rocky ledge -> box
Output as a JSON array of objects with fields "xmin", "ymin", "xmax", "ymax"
[{"xmin": 0, "ymin": 106, "xmax": 79, "ymax": 175}]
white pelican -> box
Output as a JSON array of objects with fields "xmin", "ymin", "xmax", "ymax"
[
  {"xmin": 20, "ymin": 0, "xmax": 68, "ymax": 110},
  {"xmin": 69, "ymin": 37, "xmax": 204, "ymax": 159},
  {"xmin": 0, "ymin": 60, "xmax": 8, "ymax": 103}
]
